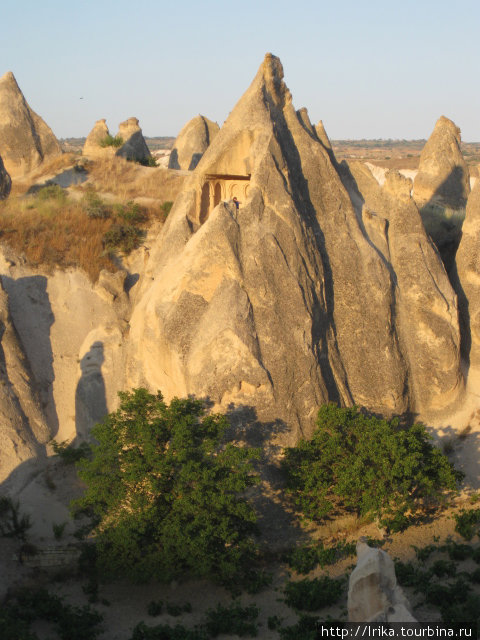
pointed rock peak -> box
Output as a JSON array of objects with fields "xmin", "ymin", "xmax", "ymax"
[
  {"xmin": 296, "ymin": 107, "xmax": 316, "ymax": 137},
  {"xmin": 434, "ymin": 115, "xmax": 461, "ymax": 139},
  {"xmin": 414, "ymin": 114, "xmax": 469, "ymax": 209},
  {"xmin": 384, "ymin": 169, "xmax": 412, "ymax": 202},
  {"xmin": 169, "ymin": 114, "xmax": 219, "ymax": 170},
  {"xmin": 0, "ymin": 71, "xmax": 19, "ymax": 86},
  {"xmin": 316, "ymin": 119, "xmax": 333, "ymax": 151},
  {"xmin": 260, "ymin": 53, "xmax": 290, "ymax": 105},
  {"xmin": 118, "ymin": 117, "xmax": 141, "ymax": 136}
]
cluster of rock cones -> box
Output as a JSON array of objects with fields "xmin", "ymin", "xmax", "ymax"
[{"xmin": 0, "ymin": 54, "xmax": 478, "ymax": 475}]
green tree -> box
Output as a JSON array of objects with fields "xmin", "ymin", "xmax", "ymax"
[
  {"xmin": 283, "ymin": 404, "xmax": 462, "ymax": 530},
  {"xmin": 72, "ymin": 389, "xmax": 261, "ymax": 587}
]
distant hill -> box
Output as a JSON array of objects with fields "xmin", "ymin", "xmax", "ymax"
[{"xmin": 59, "ymin": 136, "xmax": 175, "ymax": 153}]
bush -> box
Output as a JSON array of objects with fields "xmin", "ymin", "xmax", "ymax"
[
  {"xmin": 204, "ymin": 602, "xmax": 259, "ymax": 637},
  {"xmin": 99, "ymin": 134, "xmax": 123, "ymax": 148},
  {"xmin": 284, "ymin": 576, "xmax": 345, "ymax": 611},
  {"xmin": 71, "ymin": 389, "xmax": 261, "ymax": 589},
  {"xmin": 102, "ymin": 223, "xmax": 145, "ymax": 255},
  {"xmin": 283, "ymin": 404, "xmax": 462, "ymax": 530},
  {"xmin": 82, "ymin": 189, "xmax": 111, "ymax": 219},
  {"xmin": 454, "ymin": 508, "xmax": 480, "ymax": 540},
  {"xmin": 35, "ymin": 184, "xmax": 67, "ymax": 203},
  {"xmin": 0, "ymin": 496, "xmax": 32, "ymax": 540},
  {"xmin": 160, "ymin": 201, "xmax": 173, "ymax": 218},
  {"xmin": 52, "ymin": 439, "xmax": 90, "ymax": 464},
  {"xmin": 286, "ymin": 540, "xmax": 356, "ymax": 574},
  {"xmin": 114, "ymin": 201, "xmax": 148, "ymax": 225}
]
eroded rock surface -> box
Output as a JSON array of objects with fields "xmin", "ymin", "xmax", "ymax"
[
  {"xmin": 454, "ymin": 182, "xmax": 480, "ymax": 367},
  {"xmin": 83, "ymin": 119, "xmax": 113, "ymax": 158},
  {"xmin": 413, "ymin": 116, "xmax": 470, "ymax": 209},
  {"xmin": 348, "ymin": 539, "xmax": 416, "ymax": 622},
  {"xmin": 83, "ymin": 117, "xmax": 151, "ymax": 163},
  {"xmin": 0, "ymin": 71, "xmax": 62, "ymax": 178},
  {"xmin": 0, "ymin": 154, "xmax": 11, "ymax": 199},
  {"xmin": 168, "ymin": 115, "xmax": 220, "ymax": 170},
  {"xmin": 127, "ymin": 54, "xmax": 464, "ymax": 441}
]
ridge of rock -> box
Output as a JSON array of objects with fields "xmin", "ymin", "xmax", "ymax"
[
  {"xmin": 168, "ymin": 115, "xmax": 220, "ymax": 170},
  {"xmin": 413, "ymin": 115, "xmax": 470, "ymax": 209},
  {"xmin": 0, "ymin": 71, "xmax": 62, "ymax": 178}
]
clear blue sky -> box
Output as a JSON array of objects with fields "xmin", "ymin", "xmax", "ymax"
[{"xmin": 1, "ymin": 0, "xmax": 479, "ymax": 141}]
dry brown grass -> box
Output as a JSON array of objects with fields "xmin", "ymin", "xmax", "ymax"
[
  {"xmin": 0, "ymin": 191, "xmax": 118, "ymax": 281},
  {"xmin": 83, "ymin": 156, "xmax": 187, "ymax": 201}
]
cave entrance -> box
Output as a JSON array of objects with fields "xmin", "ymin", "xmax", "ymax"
[{"xmin": 197, "ymin": 173, "xmax": 251, "ymax": 224}]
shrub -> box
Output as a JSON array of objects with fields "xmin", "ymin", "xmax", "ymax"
[
  {"xmin": 102, "ymin": 223, "xmax": 145, "ymax": 255},
  {"xmin": 204, "ymin": 602, "xmax": 259, "ymax": 637},
  {"xmin": 454, "ymin": 508, "xmax": 480, "ymax": 540},
  {"xmin": 71, "ymin": 389, "xmax": 261, "ymax": 589},
  {"xmin": 279, "ymin": 614, "xmax": 320, "ymax": 640},
  {"xmin": 35, "ymin": 183, "xmax": 67, "ymax": 203},
  {"xmin": 0, "ymin": 496, "xmax": 32, "ymax": 540},
  {"xmin": 147, "ymin": 600, "xmax": 163, "ymax": 616},
  {"xmin": 283, "ymin": 404, "xmax": 462, "ymax": 530},
  {"xmin": 286, "ymin": 540, "xmax": 356, "ymax": 574},
  {"xmin": 130, "ymin": 622, "xmax": 206, "ymax": 640},
  {"xmin": 99, "ymin": 134, "xmax": 123, "ymax": 148},
  {"xmin": 160, "ymin": 201, "xmax": 173, "ymax": 218},
  {"xmin": 52, "ymin": 521, "xmax": 68, "ymax": 540},
  {"xmin": 284, "ymin": 576, "xmax": 345, "ymax": 611},
  {"xmin": 82, "ymin": 189, "xmax": 111, "ymax": 219},
  {"xmin": 52, "ymin": 439, "xmax": 90, "ymax": 464},
  {"xmin": 114, "ymin": 201, "xmax": 148, "ymax": 225}
]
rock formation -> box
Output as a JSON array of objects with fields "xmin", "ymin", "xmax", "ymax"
[
  {"xmin": 454, "ymin": 181, "xmax": 480, "ymax": 367},
  {"xmin": 0, "ymin": 154, "xmax": 11, "ymax": 199},
  {"xmin": 348, "ymin": 539, "xmax": 416, "ymax": 622},
  {"xmin": 168, "ymin": 115, "xmax": 220, "ymax": 170},
  {"xmin": 82, "ymin": 119, "xmax": 113, "ymax": 158},
  {"xmin": 127, "ymin": 53, "xmax": 463, "ymax": 441},
  {"xmin": 83, "ymin": 117, "xmax": 152, "ymax": 163},
  {"xmin": 116, "ymin": 117, "xmax": 151, "ymax": 163},
  {"xmin": 346, "ymin": 162, "xmax": 462, "ymax": 411},
  {"xmin": 0, "ymin": 280, "xmax": 50, "ymax": 485},
  {"xmin": 413, "ymin": 116, "xmax": 470, "ymax": 210},
  {"xmin": 0, "ymin": 71, "xmax": 62, "ymax": 178}
]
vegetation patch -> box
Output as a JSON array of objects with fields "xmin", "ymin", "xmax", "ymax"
[
  {"xmin": 284, "ymin": 576, "xmax": 345, "ymax": 611},
  {"xmin": 71, "ymin": 388, "xmax": 262, "ymax": 591},
  {"xmin": 0, "ymin": 587, "xmax": 103, "ymax": 640},
  {"xmin": 283, "ymin": 404, "xmax": 462, "ymax": 531},
  {"xmin": 454, "ymin": 508, "xmax": 480, "ymax": 540},
  {"xmin": 0, "ymin": 496, "xmax": 32, "ymax": 540},
  {"xmin": 286, "ymin": 540, "xmax": 356, "ymax": 574},
  {"xmin": 99, "ymin": 134, "xmax": 124, "ymax": 148}
]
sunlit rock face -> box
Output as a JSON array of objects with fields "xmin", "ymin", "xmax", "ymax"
[
  {"xmin": 0, "ymin": 71, "xmax": 62, "ymax": 178},
  {"xmin": 127, "ymin": 54, "xmax": 463, "ymax": 442},
  {"xmin": 168, "ymin": 115, "xmax": 220, "ymax": 170}
]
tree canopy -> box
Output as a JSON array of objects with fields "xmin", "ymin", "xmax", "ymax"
[
  {"xmin": 72, "ymin": 388, "xmax": 261, "ymax": 587},
  {"xmin": 282, "ymin": 404, "xmax": 463, "ymax": 531}
]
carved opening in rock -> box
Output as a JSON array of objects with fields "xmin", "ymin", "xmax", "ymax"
[{"xmin": 197, "ymin": 173, "xmax": 250, "ymax": 224}]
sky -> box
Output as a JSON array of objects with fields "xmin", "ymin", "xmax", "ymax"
[{"xmin": 1, "ymin": 0, "xmax": 479, "ymax": 141}]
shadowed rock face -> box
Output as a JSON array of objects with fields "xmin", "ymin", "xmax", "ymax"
[
  {"xmin": 127, "ymin": 54, "xmax": 463, "ymax": 441},
  {"xmin": 83, "ymin": 119, "xmax": 113, "ymax": 158},
  {"xmin": 0, "ymin": 71, "xmax": 62, "ymax": 178},
  {"xmin": 454, "ymin": 182, "xmax": 480, "ymax": 367},
  {"xmin": 168, "ymin": 115, "xmax": 220, "ymax": 170},
  {"xmin": 413, "ymin": 116, "xmax": 470, "ymax": 209},
  {"xmin": 0, "ymin": 281, "xmax": 50, "ymax": 483},
  {"xmin": 0, "ymin": 154, "xmax": 11, "ymax": 199}
]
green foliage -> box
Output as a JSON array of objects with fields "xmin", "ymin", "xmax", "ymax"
[
  {"xmin": 445, "ymin": 541, "xmax": 473, "ymax": 561},
  {"xmin": 166, "ymin": 602, "xmax": 192, "ymax": 617},
  {"xmin": 204, "ymin": 602, "xmax": 259, "ymax": 637},
  {"xmin": 52, "ymin": 521, "xmax": 67, "ymax": 540},
  {"xmin": 99, "ymin": 134, "xmax": 123, "ymax": 148},
  {"xmin": 52, "ymin": 439, "xmax": 90, "ymax": 464},
  {"xmin": 160, "ymin": 201, "xmax": 173, "ymax": 218},
  {"xmin": 114, "ymin": 201, "xmax": 148, "ymax": 225},
  {"xmin": 0, "ymin": 588, "xmax": 103, "ymax": 640},
  {"xmin": 131, "ymin": 622, "xmax": 206, "ymax": 640},
  {"xmin": 283, "ymin": 404, "xmax": 462, "ymax": 530},
  {"xmin": 72, "ymin": 388, "xmax": 261, "ymax": 589},
  {"xmin": 286, "ymin": 540, "xmax": 356, "ymax": 574},
  {"xmin": 137, "ymin": 156, "xmax": 158, "ymax": 167},
  {"xmin": 82, "ymin": 189, "xmax": 111, "ymax": 219},
  {"xmin": 284, "ymin": 576, "xmax": 345, "ymax": 611},
  {"xmin": 0, "ymin": 496, "xmax": 32, "ymax": 540},
  {"xmin": 279, "ymin": 614, "xmax": 320, "ymax": 640},
  {"xmin": 35, "ymin": 184, "xmax": 67, "ymax": 203},
  {"xmin": 268, "ymin": 614, "xmax": 284, "ymax": 630},
  {"xmin": 102, "ymin": 223, "xmax": 145, "ymax": 255},
  {"xmin": 454, "ymin": 508, "xmax": 480, "ymax": 540},
  {"xmin": 147, "ymin": 600, "xmax": 163, "ymax": 616}
]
